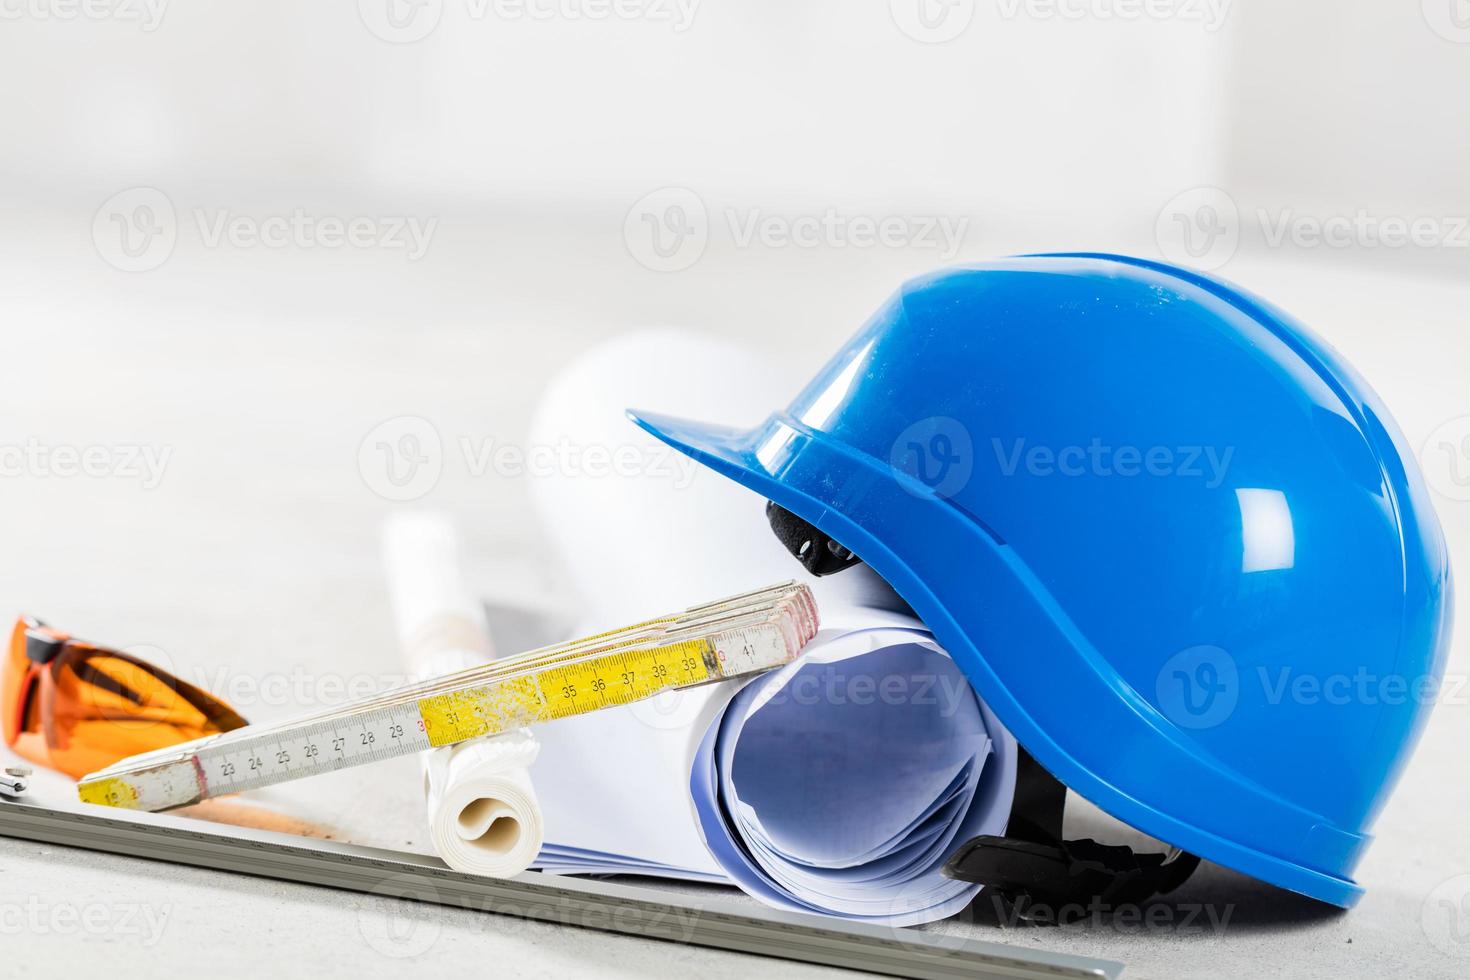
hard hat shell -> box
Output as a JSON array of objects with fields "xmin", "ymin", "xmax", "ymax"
[{"xmin": 628, "ymin": 253, "xmax": 1452, "ymax": 907}]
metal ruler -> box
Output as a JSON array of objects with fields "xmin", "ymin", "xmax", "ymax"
[
  {"xmin": 80, "ymin": 581, "xmax": 817, "ymax": 812},
  {"xmin": 0, "ymin": 796, "xmax": 1123, "ymax": 980}
]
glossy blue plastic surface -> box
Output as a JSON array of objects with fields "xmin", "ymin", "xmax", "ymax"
[{"xmin": 629, "ymin": 254, "xmax": 1453, "ymax": 907}]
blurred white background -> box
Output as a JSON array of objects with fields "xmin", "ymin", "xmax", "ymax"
[
  {"xmin": 2, "ymin": 3, "xmax": 1470, "ymax": 977},
  {"xmin": 2, "ymin": 0, "xmax": 1466, "ymax": 572}
]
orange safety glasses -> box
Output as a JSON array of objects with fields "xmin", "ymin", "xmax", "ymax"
[{"xmin": 3, "ymin": 617, "xmax": 248, "ymax": 780}]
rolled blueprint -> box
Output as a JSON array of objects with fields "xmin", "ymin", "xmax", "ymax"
[
  {"xmin": 382, "ymin": 512, "xmax": 544, "ymax": 878},
  {"xmin": 524, "ymin": 330, "xmax": 1016, "ymax": 923}
]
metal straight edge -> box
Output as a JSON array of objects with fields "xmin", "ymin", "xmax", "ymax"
[{"xmin": 0, "ymin": 797, "xmax": 1122, "ymax": 980}]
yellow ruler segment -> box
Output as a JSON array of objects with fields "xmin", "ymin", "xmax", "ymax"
[
  {"xmin": 417, "ymin": 638, "xmax": 714, "ymax": 747},
  {"xmin": 76, "ymin": 777, "xmax": 140, "ymax": 810},
  {"xmin": 75, "ymin": 582, "xmax": 817, "ymax": 812}
]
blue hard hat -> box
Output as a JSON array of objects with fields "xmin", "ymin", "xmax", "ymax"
[{"xmin": 628, "ymin": 253, "xmax": 1453, "ymax": 908}]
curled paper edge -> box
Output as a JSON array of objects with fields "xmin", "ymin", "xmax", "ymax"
[
  {"xmin": 423, "ymin": 729, "xmax": 543, "ymax": 878},
  {"xmin": 383, "ymin": 512, "xmax": 546, "ymax": 878}
]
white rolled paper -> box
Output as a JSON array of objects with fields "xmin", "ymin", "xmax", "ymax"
[
  {"xmin": 382, "ymin": 512, "xmax": 545, "ymax": 878},
  {"xmin": 522, "ymin": 330, "xmax": 1016, "ymax": 923}
]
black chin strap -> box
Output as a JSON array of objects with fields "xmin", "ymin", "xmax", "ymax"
[
  {"xmin": 765, "ymin": 502, "xmax": 862, "ymax": 576},
  {"xmin": 943, "ymin": 750, "xmax": 1200, "ymax": 914},
  {"xmin": 761, "ymin": 500, "xmax": 1200, "ymax": 912}
]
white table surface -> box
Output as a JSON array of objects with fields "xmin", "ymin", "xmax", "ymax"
[{"xmin": 2, "ymin": 204, "xmax": 1468, "ymax": 979}]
